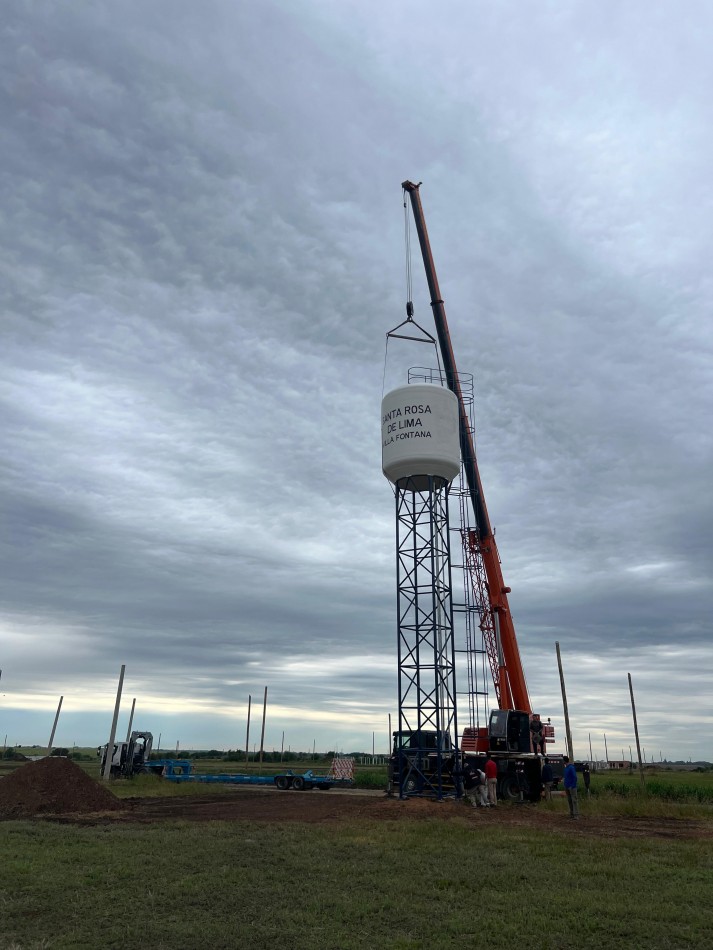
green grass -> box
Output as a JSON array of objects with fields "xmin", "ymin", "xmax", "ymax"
[
  {"xmin": 541, "ymin": 793, "xmax": 712, "ymax": 820},
  {"xmin": 108, "ymin": 774, "xmax": 239, "ymax": 798},
  {"xmin": 1, "ymin": 815, "xmax": 712, "ymax": 949},
  {"xmin": 590, "ymin": 769, "xmax": 713, "ymax": 802}
]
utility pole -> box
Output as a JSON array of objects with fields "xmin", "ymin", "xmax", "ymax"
[
  {"xmin": 47, "ymin": 695, "xmax": 64, "ymax": 756},
  {"xmin": 280, "ymin": 730, "xmax": 285, "ymax": 764},
  {"xmin": 259, "ymin": 687, "xmax": 267, "ymax": 773},
  {"xmin": 604, "ymin": 733, "xmax": 609, "ymax": 764},
  {"xmin": 245, "ymin": 694, "xmax": 252, "ymax": 766},
  {"xmin": 628, "ymin": 673, "xmax": 645, "ymax": 788},
  {"xmin": 103, "ymin": 665, "xmax": 125, "ymax": 781},
  {"xmin": 589, "ymin": 732, "xmax": 593, "ymax": 764},
  {"xmin": 125, "ymin": 698, "xmax": 136, "ymax": 742},
  {"xmin": 555, "ymin": 642, "xmax": 573, "ymax": 759}
]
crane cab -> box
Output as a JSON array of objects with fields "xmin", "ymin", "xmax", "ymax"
[{"xmin": 487, "ymin": 709, "xmax": 532, "ymax": 754}]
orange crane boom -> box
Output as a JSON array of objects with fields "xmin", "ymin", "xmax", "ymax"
[{"xmin": 402, "ymin": 181, "xmax": 531, "ymax": 714}]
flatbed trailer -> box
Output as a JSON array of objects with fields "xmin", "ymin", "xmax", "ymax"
[{"xmin": 160, "ymin": 762, "xmax": 353, "ymax": 791}]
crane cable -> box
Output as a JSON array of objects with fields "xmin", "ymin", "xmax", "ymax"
[{"xmin": 382, "ymin": 190, "xmax": 445, "ymax": 397}]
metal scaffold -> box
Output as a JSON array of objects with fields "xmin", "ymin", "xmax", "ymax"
[
  {"xmin": 394, "ymin": 473, "xmax": 459, "ymax": 798},
  {"xmin": 410, "ymin": 367, "xmax": 491, "ymax": 742}
]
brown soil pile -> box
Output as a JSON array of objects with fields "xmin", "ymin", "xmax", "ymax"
[{"xmin": 0, "ymin": 757, "xmax": 122, "ymax": 818}]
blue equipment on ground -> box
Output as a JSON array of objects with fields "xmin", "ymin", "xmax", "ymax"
[{"xmin": 159, "ymin": 762, "xmax": 352, "ymax": 791}]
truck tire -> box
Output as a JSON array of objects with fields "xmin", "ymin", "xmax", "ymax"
[
  {"xmin": 403, "ymin": 775, "xmax": 419, "ymax": 795},
  {"xmin": 291, "ymin": 776, "xmax": 305, "ymax": 791},
  {"xmin": 500, "ymin": 775, "xmax": 521, "ymax": 802},
  {"xmin": 275, "ymin": 776, "xmax": 290, "ymax": 790}
]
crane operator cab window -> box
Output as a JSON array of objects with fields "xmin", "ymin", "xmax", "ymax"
[
  {"xmin": 489, "ymin": 710, "xmax": 508, "ymax": 750},
  {"xmin": 488, "ymin": 710, "xmax": 532, "ymax": 753}
]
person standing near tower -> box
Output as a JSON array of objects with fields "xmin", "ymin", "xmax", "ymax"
[
  {"xmin": 563, "ymin": 756, "xmax": 579, "ymax": 819},
  {"xmin": 530, "ymin": 714, "xmax": 545, "ymax": 755},
  {"xmin": 485, "ymin": 753, "xmax": 498, "ymax": 807}
]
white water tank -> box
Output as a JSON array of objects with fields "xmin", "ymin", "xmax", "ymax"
[{"xmin": 382, "ymin": 383, "xmax": 460, "ymax": 489}]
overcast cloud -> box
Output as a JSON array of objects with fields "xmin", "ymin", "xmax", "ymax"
[{"xmin": 1, "ymin": 1, "xmax": 711, "ymax": 761}]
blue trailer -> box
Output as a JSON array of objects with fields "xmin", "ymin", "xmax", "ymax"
[{"xmin": 160, "ymin": 762, "xmax": 352, "ymax": 791}]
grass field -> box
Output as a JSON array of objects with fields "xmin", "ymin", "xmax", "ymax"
[
  {"xmin": 1, "ymin": 811, "xmax": 712, "ymax": 949},
  {"xmin": 591, "ymin": 768, "xmax": 713, "ymax": 802},
  {"xmin": 1, "ymin": 757, "xmax": 713, "ymax": 948}
]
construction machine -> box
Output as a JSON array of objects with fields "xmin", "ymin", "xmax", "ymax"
[
  {"xmin": 97, "ymin": 731, "xmax": 167, "ymax": 778},
  {"xmin": 396, "ymin": 181, "xmax": 553, "ymax": 801}
]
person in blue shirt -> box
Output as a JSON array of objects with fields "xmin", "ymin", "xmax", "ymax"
[{"xmin": 563, "ymin": 756, "xmax": 579, "ymax": 819}]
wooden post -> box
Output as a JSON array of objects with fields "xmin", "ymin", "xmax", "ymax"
[
  {"xmin": 258, "ymin": 687, "xmax": 267, "ymax": 773},
  {"xmin": 245, "ymin": 695, "xmax": 251, "ymax": 765},
  {"xmin": 555, "ymin": 642, "xmax": 573, "ymax": 760},
  {"xmin": 47, "ymin": 695, "xmax": 64, "ymax": 756},
  {"xmin": 125, "ymin": 698, "xmax": 136, "ymax": 743},
  {"xmin": 103, "ymin": 665, "xmax": 125, "ymax": 780},
  {"xmin": 628, "ymin": 673, "xmax": 646, "ymax": 788}
]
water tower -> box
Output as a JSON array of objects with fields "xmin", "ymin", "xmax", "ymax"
[{"xmin": 382, "ymin": 381, "xmax": 461, "ymax": 798}]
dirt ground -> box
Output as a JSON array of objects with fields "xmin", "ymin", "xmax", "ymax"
[
  {"xmin": 41, "ymin": 787, "xmax": 713, "ymax": 841},
  {"xmin": 2, "ymin": 761, "xmax": 709, "ymax": 839}
]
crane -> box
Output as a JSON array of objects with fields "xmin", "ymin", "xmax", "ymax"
[{"xmin": 401, "ymin": 180, "xmax": 531, "ymax": 716}]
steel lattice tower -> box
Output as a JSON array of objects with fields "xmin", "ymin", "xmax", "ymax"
[{"xmin": 395, "ymin": 474, "xmax": 459, "ymax": 799}]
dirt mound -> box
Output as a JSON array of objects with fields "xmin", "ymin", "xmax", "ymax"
[{"xmin": 0, "ymin": 757, "xmax": 122, "ymax": 818}]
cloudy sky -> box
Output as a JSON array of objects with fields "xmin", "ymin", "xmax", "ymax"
[{"xmin": 1, "ymin": 1, "xmax": 711, "ymax": 761}]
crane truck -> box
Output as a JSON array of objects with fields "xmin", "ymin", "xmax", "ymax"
[{"xmin": 390, "ymin": 182, "xmax": 553, "ymax": 802}]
